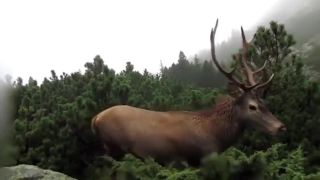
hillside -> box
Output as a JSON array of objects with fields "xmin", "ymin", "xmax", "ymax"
[
  {"xmin": 196, "ymin": 0, "xmax": 320, "ymax": 70},
  {"xmin": 258, "ymin": 0, "xmax": 320, "ymax": 68}
]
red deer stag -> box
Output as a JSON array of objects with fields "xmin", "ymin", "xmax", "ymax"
[{"xmin": 91, "ymin": 19, "xmax": 286, "ymax": 166}]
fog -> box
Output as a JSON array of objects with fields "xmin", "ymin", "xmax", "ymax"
[
  {"xmin": 0, "ymin": 0, "xmax": 319, "ymax": 169},
  {"xmin": 0, "ymin": 0, "xmax": 280, "ymax": 84},
  {"xmin": 257, "ymin": 0, "xmax": 320, "ymax": 42},
  {"xmin": 0, "ymin": 82, "xmax": 15, "ymax": 166},
  {"xmin": 1, "ymin": 1, "xmax": 319, "ymax": 84},
  {"xmin": 195, "ymin": 0, "xmax": 320, "ymax": 65}
]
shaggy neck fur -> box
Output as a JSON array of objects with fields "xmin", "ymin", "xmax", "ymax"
[{"xmin": 194, "ymin": 95, "xmax": 245, "ymax": 152}]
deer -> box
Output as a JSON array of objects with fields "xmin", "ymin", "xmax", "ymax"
[{"xmin": 91, "ymin": 19, "xmax": 286, "ymax": 166}]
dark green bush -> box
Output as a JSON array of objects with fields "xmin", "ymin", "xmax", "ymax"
[{"xmin": 8, "ymin": 21, "xmax": 320, "ymax": 179}]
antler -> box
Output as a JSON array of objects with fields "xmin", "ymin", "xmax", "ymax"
[
  {"xmin": 210, "ymin": 19, "xmax": 247, "ymax": 90},
  {"xmin": 239, "ymin": 27, "xmax": 274, "ymax": 90},
  {"xmin": 210, "ymin": 19, "xmax": 274, "ymax": 91}
]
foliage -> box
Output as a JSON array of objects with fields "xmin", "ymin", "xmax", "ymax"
[
  {"xmin": 84, "ymin": 143, "xmax": 314, "ymax": 180},
  {"xmin": 8, "ymin": 21, "xmax": 320, "ymax": 179},
  {"xmin": 161, "ymin": 51, "xmax": 227, "ymax": 88},
  {"xmin": 233, "ymin": 22, "xmax": 320, "ymax": 175},
  {"xmin": 10, "ymin": 55, "xmax": 219, "ymax": 178}
]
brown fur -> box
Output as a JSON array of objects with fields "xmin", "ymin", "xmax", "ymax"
[
  {"xmin": 91, "ymin": 115, "xmax": 98, "ymax": 135},
  {"xmin": 91, "ymin": 95, "xmax": 248, "ymax": 165},
  {"xmin": 191, "ymin": 96, "xmax": 242, "ymax": 151},
  {"xmin": 87, "ymin": 19, "xmax": 285, "ymax": 166}
]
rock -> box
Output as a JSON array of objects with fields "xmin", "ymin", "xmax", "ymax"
[{"xmin": 0, "ymin": 164, "xmax": 76, "ymax": 180}]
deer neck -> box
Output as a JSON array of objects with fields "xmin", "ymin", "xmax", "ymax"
[{"xmin": 206, "ymin": 96, "xmax": 245, "ymax": 152}]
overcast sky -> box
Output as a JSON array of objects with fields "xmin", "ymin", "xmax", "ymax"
[{"xmin": 0, "ymin": 0, "xmax": 279, "ymax": 83}]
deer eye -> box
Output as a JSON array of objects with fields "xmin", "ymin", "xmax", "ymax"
[{"xmin": 249, "ymin": 104, "xmax": 257, "ymax": 111}]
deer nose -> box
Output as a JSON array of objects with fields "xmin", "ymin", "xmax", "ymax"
[{"xmin": 278, "ymin": 124, "xmax": 287, "ymax": 132}]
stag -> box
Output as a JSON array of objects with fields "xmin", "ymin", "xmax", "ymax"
[{"xmin": 91, "ymin": 19, "xmax": 286, "ymax": 166}]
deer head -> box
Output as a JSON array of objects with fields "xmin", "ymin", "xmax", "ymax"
[{"xmin": 210, "ymin": 19, "xmax": 286, "ymax": 135}]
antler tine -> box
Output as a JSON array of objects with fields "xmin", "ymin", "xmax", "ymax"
[
  {"xmin": 210, "ymin": 19, "xmax": 246, "ymax": 90},
  {"xmin": 240, "ymin": 26, "xmax": 258, "ymax": 86},
  {"xmin": 241, "ymin": 27, "xmax": 274, "ymax": 90},
  {"xmin": 253, "ymin": 61, "xmax": 267, "ymax": 75},
  {"xmin": 255, "ymin": 73, "xmax": 274, "ymax": 90},
  {"xmin": 210, "ymin": 20, "xmax": 275, "ymax": 92}
]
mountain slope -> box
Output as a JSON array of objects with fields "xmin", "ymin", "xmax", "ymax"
[{"xmin": 196, "ymin": 0, "xmax": 320, "ymax": 70}]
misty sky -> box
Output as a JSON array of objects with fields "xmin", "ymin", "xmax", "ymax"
[{"xmin": 0, "ymin": 0, "xmax": 279, "ymax": 83}]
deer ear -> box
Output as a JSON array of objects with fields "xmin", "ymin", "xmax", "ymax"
[{"xmin": 227, "ymin": 81, "xmax": 243, "ymax": 98}]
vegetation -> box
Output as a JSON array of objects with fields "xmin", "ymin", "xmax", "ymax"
[
  {"xmin": 161, "ymin": 51, "xmax": 227, "ymax": 88},
  {"xmin": 3, "ymin": 21, "xmax": 320, "ymax": 179}
]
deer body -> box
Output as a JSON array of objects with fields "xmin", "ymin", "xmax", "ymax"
[
  {"xmin": 92, "ymin": 96, "xmax": 243, "ymax": 165},
  {"xmin": 91, "ymin": 19, "xmax": 286, "ymax": 165}
]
